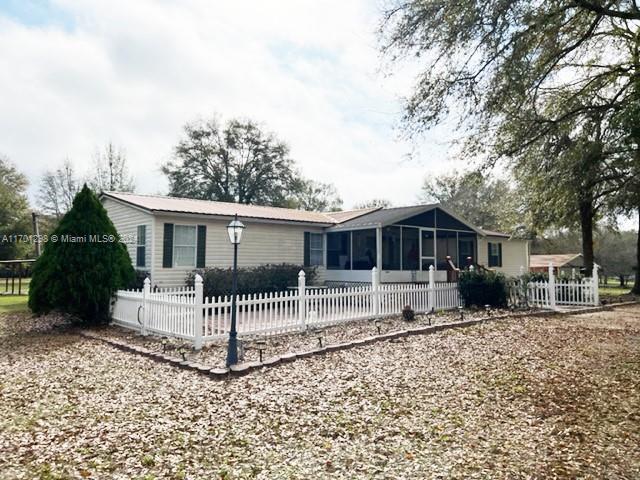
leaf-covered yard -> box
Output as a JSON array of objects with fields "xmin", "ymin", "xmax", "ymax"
[{"xmin": 1, "ymin": 306, "xmax": 639, "ymax": 479}]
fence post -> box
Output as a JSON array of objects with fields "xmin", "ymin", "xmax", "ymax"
[
  {"xmin": 371, "ymin": 267, "xmax": 379, "ymax": 316},
  {"xmin": 298, "ymin": 270, "xmax": 306, "ymax": 330},
  {"xmin": 193, "ymin": 274, "xmax": 203, "ymax": 350},
  {"xmin": 592, "ymin": 263, "xmax": 599, "ymax": 306},
  {"xmin": 141, "ymin": 277, "xmax": 150, "ymax": 336},
  {"xmin": 548, "ymin": 262, "xmax": 556, "ymax": 310},
  {"xmin": 428, "ymin": 265, "xmax": 435, "ymax": 312}
]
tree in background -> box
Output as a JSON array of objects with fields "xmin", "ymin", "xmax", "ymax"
[
  {"xmin": 353, "ymin": 199, "xmax": 392, "ymax": 209},
  {"xmin": 420, "ymin": 170, "xmax": 520, "ymax": 233},
  {"xmin": 532, "ymin": 228, "xmax": 637, "ymax": 289},
  {"xmin": 0, "ymin": 156, "xmax": 32, "ymax": 259},
  {"xmin": 381, "ymin": 1, "xmax": 639, "ymax": 273},
  {"xmin": 87, "ymin": 143, "xmax": 135, "ymax": 193},
  {"xmin": 29, "ymin": 186, "xmax": 134, "ymax": 324},
  {"xmin": 163, "ymin": 117, "xmax": 342, "ymax": 209},
  {"xmin": 37, "ymin": 160, "xmax": 81, "ymax": 219},
  {"xmin": 286, "ymin": 178, "xmax": 343, "ymax": 212},
  {"xmin": 596, "ymin": 231, "xmax": 637, "ymax": 288}
]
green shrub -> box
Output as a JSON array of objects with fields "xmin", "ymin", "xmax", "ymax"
[
  {"xmin": 28, "ymin": 186, "xmax": 135, "ymax": 323},
  {"xmin": 186, "ymin": 264, "xmax": 317, "ymax": 298},
  {"xmin": 458, "ymin": 269, "xmax": 507, "ymax": 308}
]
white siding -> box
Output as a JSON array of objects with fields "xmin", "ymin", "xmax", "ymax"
[
  {"xmin": 102, "ymin": 197, "xmax": 153, "ymax": 271},
  {"xmin": 152, "ymin": 214, "xmax": 326, "ymax": 287},
  {"xmin": 477, "ymin": 236, "xmax": 529, "ymax": 277}
]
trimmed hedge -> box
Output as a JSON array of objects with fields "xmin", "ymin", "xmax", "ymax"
[
  {"xmin": 458, "ymin": 269, "xmax": 508, "ymax": 308},
  {"xmin": 186, "ymin": 264, "xmax": 317, "ymax": 298}
]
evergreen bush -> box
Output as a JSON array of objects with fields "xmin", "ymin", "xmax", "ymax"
[
  {"xmin": 458, "ymin": 269, "xmax": 508, "ymax": 308},
  {"xmin": 186, "ymin": 264, "xmax": 317, "ymax": 298},
  {"xmin": 28, "ymin": 186, "xmax": 134, "ymax": 323}
]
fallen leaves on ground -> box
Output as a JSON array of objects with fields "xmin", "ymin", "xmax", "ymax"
[{"xmin": 0, "ymin": 307, "xmax": 639, "ymax": 479}]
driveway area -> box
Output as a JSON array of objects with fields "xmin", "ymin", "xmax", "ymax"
[{"xmin": 1, "ymin": 306, "xmax": 639, "ymax": 479}]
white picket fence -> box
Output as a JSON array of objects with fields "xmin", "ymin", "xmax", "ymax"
[
  {"xmin": 509, "ymin": 262, "xmax": 599, "ymax": 309},
  {"xmin": 111, "ymin": 266, "xmax": 461, "ymax": 348}
]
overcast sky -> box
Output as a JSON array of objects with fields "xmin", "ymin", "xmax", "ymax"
[{"xmin": 0, "ymin": 0, "xmax": 472, "ymax": 210}]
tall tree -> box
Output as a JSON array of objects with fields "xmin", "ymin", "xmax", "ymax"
[
  {"xmin": 421, "ymin": 170, "xmax": 521, "ymax": 232},
  {"xmin": 163, "ymin": 118, "xmax": 296, "ymax": 206},
  {"xmin": 0, "ymin": 156, "xmax": 32, "ymax": 259},
  {"xmin": 381, "ymin": 0, "xmax": 639, "ymax": 272},
  {"xmin": 286, "ymin": 178, "xmax": 343, "ymax": 212},
  {"xmin": 38, "ymin": 160, "xmax": 81, "ymax": 219},
  {"xmin": 163, "ymin": 117, "xmax": 341, "ymax": 209},
  {"xmin": 88, "ymin": 143, "xmax": 135, "ymax": 193}
]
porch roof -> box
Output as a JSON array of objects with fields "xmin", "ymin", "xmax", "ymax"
[{"xmin": 325, "ymin": 204, "xmax": 492, "ymax": 236}]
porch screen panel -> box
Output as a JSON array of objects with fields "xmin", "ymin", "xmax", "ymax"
[
  {"xmin": 327, "ymin": 232, "xmax": 351, "ymax": 270},
  {"xmin": 436, "ymin": 231, "xmax": 458, "ymax": 269},
  {"xmin": 382, "ymin": 226, "xmax": 401, "ymax": 270},
  {"xmin": 458, "ymin": 232, "xmax": 476, "ymax": 267},
  {"xmin": 401, "ymin": 227, "xmax": 419, "ymax": 270},
  {"xmin": 352, "ymin": 229, "xmax": 376, "ymax": 270}
]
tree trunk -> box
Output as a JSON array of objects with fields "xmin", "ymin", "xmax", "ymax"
[
  {"xmin": 579, "ymin": 200, "xmax": 595, "ymax": 274},
  {"xmin": 619, "ymin": 275, "xmax": 625, "ymax": 288},
  {"xmin": 633, "ymin": 209, "xmax": 640, "ymax": 294}
]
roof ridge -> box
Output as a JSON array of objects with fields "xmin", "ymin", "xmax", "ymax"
[{"xmin": 106, "ymin": 191, "xmax": 338, "ymax": 218}]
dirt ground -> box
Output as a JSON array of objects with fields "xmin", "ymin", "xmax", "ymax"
[{"xmin": 1, "ymin": 305, "xmax": 639, "ymax": 479}]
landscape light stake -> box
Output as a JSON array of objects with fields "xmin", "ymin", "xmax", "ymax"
[
  {"xmin": 162, "ymin": 338, "xmax": 168, "ymax": 353},
  {"xmin": 256, "ymin": 339, "xmax": 267, "ymax": 363},
  {"xmin": 485, "ymin": 305, "xmax": 491, "ymax": 317},
  {"xmin": 458, "ymin": 306, "xmax": 464, "ymax": 321},
  {"xmin": 226, "ymin": 214, "xmax": 245, "ymax": 367},
  {"xmin": 374, "ymin": 319, "xmax": 382, "ymax": 335}
]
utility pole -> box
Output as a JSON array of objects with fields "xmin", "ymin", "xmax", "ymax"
[{"xmin": 32, "ymin": 212, "xmax": 41, "ymax": 257}]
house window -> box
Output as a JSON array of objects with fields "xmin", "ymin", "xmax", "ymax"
[
  {"xmin": 327, "ymin": 232, "xmax": 351, "ymax": 270},
  {"xmin": 174, "ymin": 225, "xmax": 197, "ymax": 267},
  {"xmin": 488, "ymin": 242, "xmax": 502, "ymax": 267},
  {"xmin": 309, "ymin": 233, "xmax": 323, "ymax": 266},
  {"xmin": 136, "ymin": 225, "xmax": 146, "ymax": 267}
]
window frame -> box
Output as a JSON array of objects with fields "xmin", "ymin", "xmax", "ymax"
[
  {"xmin": 488, "ymin": 242, "xmax": 502, "ymax": 268},
  {"xmin": 309, "ymin": 232, "xmax": 324, "ymax": 266},
  {"xmin": 136, "ymin": 225, "xmax": 146, "ymax": 267},
  {"xmin": 173, "ymin": 224, "xmax": 198, "ymax": 268}
]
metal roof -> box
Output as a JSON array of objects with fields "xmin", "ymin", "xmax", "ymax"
[
  {"xmin": 530, "ymin": 253, "xmax": 584, "ymax": 268},
  {"xmin": 102, "ymin": 192, "xmax": 336, "ymax": 225},
  {"xmin": 102, "ymin": 192, "xmax": 512, "ymax": 236}
]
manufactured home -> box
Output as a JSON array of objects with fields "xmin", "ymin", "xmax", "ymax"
[{"xmin": 101, "ymin": 192, "xmax": 530, "ymax": 287}]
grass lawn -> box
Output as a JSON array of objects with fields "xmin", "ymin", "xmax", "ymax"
[
  {"xmin": 599, "ymin": 284, "xmax": 634, "ymax": 297},
  {"xmin": 0, "ymin": 295, "xmax": 29, "ymax": 313},
  {"xmin": 1, "ymin": 306, "xmax": 639, "ymax": 479}
]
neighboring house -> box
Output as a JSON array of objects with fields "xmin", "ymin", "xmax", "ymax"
[
  {"xmin": 101, "ymin": 192, "xmax": 530, "ymax": 287},
  {"xmin": 530, "ymin": 253, "xmax": 584, "ymax": 276}
]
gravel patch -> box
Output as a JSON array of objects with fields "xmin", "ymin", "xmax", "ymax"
[{"xmin": 1, "ymin": 306, "xmax": 639, "ymax": 479}]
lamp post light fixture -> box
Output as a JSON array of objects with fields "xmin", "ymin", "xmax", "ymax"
[{"xmin": 226, "ymin": 214, "xmax": 246, "ymax": 367}]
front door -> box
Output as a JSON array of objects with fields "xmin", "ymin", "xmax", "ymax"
[{"xmin": 420, "ymin": 228, "xmax": 436, "ymax": 271}]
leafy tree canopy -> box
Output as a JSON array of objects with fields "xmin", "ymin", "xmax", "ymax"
[
  {"xmin": 29, "ymin": 185, "xmax": 134, "ymax": 323},
  {"xmin": 420, "ymin": 170, "xmax": 522, "ymax": 233},
  {"xmin": 162, "ymin": 117, "xmax": 342, "ymax": 210},
  {"xmin": 0, "ymin": 156, "xmax": 32, "ymax": 259}
]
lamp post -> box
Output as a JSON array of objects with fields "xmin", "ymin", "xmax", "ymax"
[{"xmin": 226, "ymin": 214, "xmax": 245, "ymax": 367}]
